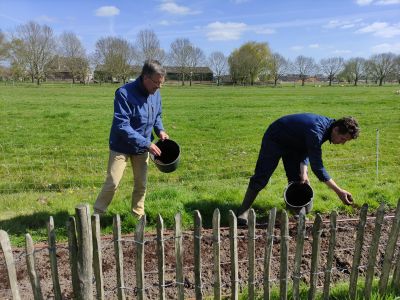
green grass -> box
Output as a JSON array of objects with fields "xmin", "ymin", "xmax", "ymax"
[{"xmin": 0, "ymin": 82, "xmax": 399, "ymax": 245}]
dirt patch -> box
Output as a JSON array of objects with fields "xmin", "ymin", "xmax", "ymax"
[{"xmin": 0, "ymin": 210, "xmax": 398, "ymax": 299}]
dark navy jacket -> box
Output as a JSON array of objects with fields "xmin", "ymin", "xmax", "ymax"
[
  {"xmin": 267, "ymin": 113, "xmax": 334, "ymax": 182},
  {"xmin": 109, "ymin": 76, "xmax": 164, "ymax": 155}
]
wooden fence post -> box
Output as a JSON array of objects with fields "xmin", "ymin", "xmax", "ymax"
[
  {"xmin": 349, "ymin": 204, "xmax": 368, "ymax": 300},
  {"xmin": 67, "ymin": 217, "xmax": 79, "ymax": 298},
  {"xmin": 75, "ymin": 204, "xmax": 93, "ymax": 300},
  {"xmin": 47, "ymin": 216, "xmax": 62, "ymax": 300},
  {"xmin": 113, "ymin": 214, "xmax": 126, "ymax": 300},
  {"xmin": 379, "ymin": 199, "xmax": 400, "ymax": 295},
  {"xmin": 25, "ymin": 233, "xmax": 43, "ymax": 300},
  {"xmin": 175, "ymin": 213, "xmax": 184, "ymax": 300},
  {"xmin": 213, "ymin": 208, "xmax": 221, "ymax": 300},
  {"xmin": 229, "ymin": 210, "xmax": 239, "ymax": 300},
  {"xmin": 92, "ymin": 214, "xmax": 105, "ymax": 300},
  {"xmin": 323, "ymin": 211, "xmax": 337, "ymax": 300},
  {"xmin": 263, "ymin": 208, "xmax": 277, "ymax": 300},
  {"xmin": 135, "ymin": 215, "xmax": 146, "ymax": 300},
  {"xmin": 157, "ymin": 214, "xmax": 166, "ymax": 300},
  {"xmin": 0, "ymin": 230, "xmax": 21, "ymax": 300},
  {"xmin": 280, "ymin": 210, "xmax": 289, "ymax": 300},
  {"xmin": 292, "ymin": 212, "xmax": 306, "ymax": 300},
  {"xmin": 248, "ymin": 209, "xmax": 256, "ymax": 300},
  {"xmin": 194, "ymin": 210, "xmax": 203, "ymax": 300},
  {"xmin": 364, "ymin": 203, "xmax": 385, "ymax": 300},
  {"xmin": 308, "ymin": 214, "xmax": 322, "ymax": 300}
]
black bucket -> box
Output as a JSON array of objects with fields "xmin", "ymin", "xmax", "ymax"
[
  {"xmin": 150, "ymin": 139, "xmax": 180, "ymax": 173},
  {"xmin": 284, "ymin": 182, "xmax": 314, "ymax": 214}
]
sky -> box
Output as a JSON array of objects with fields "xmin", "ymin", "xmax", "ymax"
[{"xmin": 1, "ymin": 0, "xmax": 400, "ymax": 61}]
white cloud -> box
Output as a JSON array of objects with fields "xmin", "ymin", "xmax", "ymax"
[
  {"xmin": 159, "ymin": 1, "xmax": 200, "ymax": 15},
  {"xmin": 254, "ymin": 26, "xmax": 275, "ymax": 35},
  {"xmin": 309, "ymin": 44, "xmax": 320, "ymax": 48},
  {"xmin": 232, "ymin": 0, "xmax": 250, "ymax": 3},
  {"xmin": 332, "ymin": 49, "xmax": 352, "ymax": 54},
  {"xmin": 291, "ymin": 46, "xmax": 304, "ymax": 51},
  {"xmin": 371, "ymin": 42, "xmax": 400, "ymax": 53},
  {"xmin": 356, "ymin": 0, "xmax": 374, "ymax": 5},
  {"xmin": 36, "ymin": 15, "xmax": 57, "ymax": 23},
  {"xmin": 95, "ymin": 6, "xmax": 120, "ymax": 17},
  {"xmin": 324, "ymin": 19, "xmax": 362, "ymax": 29},
  {"xmin": 356, "ymin": 0, "xmax": 400, "ymax": 4},
  {"xmin": 357, "ymin": 22, "xmax": 400, "ymax": 37},
  {"xmin": 206, "ymin": 21, "xmax": 247, "ymax": 41}
]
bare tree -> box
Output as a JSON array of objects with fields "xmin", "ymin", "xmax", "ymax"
[
  {"xmin": 94, "ymin": 36, "xmax": 136, "ymax": 83},
  {"xmin": 12, "ymin": 21, "xmax": 56, "ymax": 85},
  {"xmin": 394, "ymin": 55, "xmax": 400, "ymax": 84},
  {"xmin": 0, "ymin": 30, "xmax": 9, "ymax": 63},
  {"xmin": 291, "ymin": 55, "xmax": 317, "ymax": 86},
  {"xmin": 136, "ymin": 29, "xmax": 165, "ymax": 64},
  {"xmin": 187, "ymin": 46, "xmax": 205, "ymax": 86},
  {"xmin": 369, "ymin": 53, "xmax": 396, "ymax": 86},
  {"xmin": 169, "ymin": 38, "xmax": 192, "ymax": 85},
  {"xmin": 343, "ymin": 57, "xmax": 365, "ymax": 86},
  {"xmin": 267, "ymin": 52, "xmax": 289, "ymax": 86},
  {"xmin": 208, "ymin": 51, "xmax": 227, "ymax": 86},
  {"xmin": 319, "ymin": 57, "xmax": 344, "ymax": 86},
  {"xmin": 58, "ymin": 32, "xmax": 89, "ymax": 83}
]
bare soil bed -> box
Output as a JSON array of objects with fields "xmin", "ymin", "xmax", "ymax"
[{"xmin": 0, "ymin": 209, "xmax": 398, "ymax": 299}]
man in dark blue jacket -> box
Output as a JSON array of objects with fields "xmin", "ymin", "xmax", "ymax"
[
  {"xmin": 94, "ymin": 60, "xmax": 169, "ymax": 218},
  {"xmin": 237, "ymin": 113, "xmax": 360, "ymax": 225}
]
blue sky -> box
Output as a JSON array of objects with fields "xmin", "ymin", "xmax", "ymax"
[{"xmin": 1, "ymin": 0, "xmax": 399, "ymax": 61}]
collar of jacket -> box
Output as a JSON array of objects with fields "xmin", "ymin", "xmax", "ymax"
[{"xmin": 325, "ymin": 119, "xmax": 335, "ymax": 144}]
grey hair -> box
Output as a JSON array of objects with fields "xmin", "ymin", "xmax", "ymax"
[{"xmin": 141, "ymin": 60, "xmax": 166, "ymax": 77}]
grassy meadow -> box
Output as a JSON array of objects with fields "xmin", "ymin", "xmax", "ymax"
[{"xmin": 0, "ymin": 82, "xmax": 399, "ymax": 245}]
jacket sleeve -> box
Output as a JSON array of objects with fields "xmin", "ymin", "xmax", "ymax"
[
  {"xmin": 113, "ymin": 89, "xmax": 151, "ymax": 149},
  {"xmin": 306, "ymin": 131, "xmax": 331, "ymax": 181},
  {"xmin": 153, "ymin": 95, "xmax": 165, "ymax": 136}
]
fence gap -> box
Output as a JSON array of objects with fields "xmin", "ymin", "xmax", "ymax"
[
  {"xmin": 379, "ymin": 199, "xmax": 400, "ymax": 295},
  {"xmin": 194, "ymin": 210, "xmax": 203, "ymax": 300},
  {"xmin": 25, "ymin": 233, "xmax": 43, "ymax": 300},
  {"xmin": 323, "ymin": 211, "xmax": 337, "ymax": 300},
  {"xmin": 364, "ymin": 203, "xmax": 385, "ymax": 300},
  {"xmin": 279, "ymin": 210, "xmax": 289, "ymax": 300},
  {"xmin": 0, "ymin": 230, "xmax": 21, "ymax": 300},
  {"xmin": 248, "ymin": 209, "xmax": 256, "ymax": 300},
  {"xmin": 263, "ymin": 207, "xmax": 276, "ymax": 300},
  {"xmin": 212, "ymin": 208, "xmax": 221, "ymax": 300},
  {"xmin": 157, "ymin": 214, "xmax": 166, "ymax": 300},
  {"xmin": 47, "ymin": 216, "xmax": 62, "ymax": 300},
  {"xmin": 92, "ymin": 214, "xmax": 104, "ymax": 300},
  {"xmin": 292, "ymin": 211, "xmax": 306, "ymax": 300},
  {"xmin": 175, "ymin": 213, "xmax": 184, "ymax": 300},
  {"xmin": 228, "ymin": 210, "xmax": 239, "ymax": 300},
  {"xmin": 113, "ymin": 214, "xmax": 125, "ymax": 300},
  {"xmin": 67, "ymin": 216, "xmax": 79, "ymax": 298},
  {"xmin": 308, "ymin": 214, "xmax": 323, "ymax": 300},
  {"xmin": 135, "ymin": 215, "xmax": 146, "ymax": 300}
]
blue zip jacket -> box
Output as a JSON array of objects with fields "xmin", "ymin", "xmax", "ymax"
[
  {"xmin": 109, "ymin": 76, "xmax": 164, "ymax": 154},
  {"xmin": 267, "ymin": 113, "xmax": 334, "ymax": 181}
]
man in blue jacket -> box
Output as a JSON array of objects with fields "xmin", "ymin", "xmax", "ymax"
[
  {"xmin": 94, "ymin": 60, "xmax": 169, "ymax": 219},
  {"xmin": 237, "ymin": 113, "xmax": 360, "ymax": 225}
]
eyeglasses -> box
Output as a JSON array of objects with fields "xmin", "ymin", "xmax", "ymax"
[{"xmin": 148, "ymin": 76, "xmax": 163, "ymax": 88}]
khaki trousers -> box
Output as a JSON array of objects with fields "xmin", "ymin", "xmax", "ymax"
[{"xmin": 94, "ymin": 150, "xmax": 149, "ymax": 217}]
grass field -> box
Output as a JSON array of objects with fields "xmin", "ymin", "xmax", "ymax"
[{"xmin": 0, "ymin": 82, "xmax": 399, "ymax": 245}]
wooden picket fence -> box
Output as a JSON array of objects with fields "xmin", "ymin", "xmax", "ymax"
[{"xmin": 1, "ymin": 200, "xmax": 400, "ymax": 300}]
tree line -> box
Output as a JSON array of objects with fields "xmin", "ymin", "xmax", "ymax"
[{"xmin": 0, "ymin": 21, "xmax": 399, "ymax": 86}]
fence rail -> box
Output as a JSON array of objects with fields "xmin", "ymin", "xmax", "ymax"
[{"xmin": 1, "ymin": 200, "xmax": 400, "ymax": 299}]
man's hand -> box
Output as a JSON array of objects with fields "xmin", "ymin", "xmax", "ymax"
[
  {"xmin": 159, "ymin": 131, "xmax": 169, "ymax": 141},
  {"xmin": 299, "ymin": 162, "xmax": 310, "ymax": 184},
  {"xmin": 149, "ymin": 143, "xmax": 161, "ymax": 156},
  {"xmin": 336, "ymin": 189, "xmax": 354, "ymax": 205}
]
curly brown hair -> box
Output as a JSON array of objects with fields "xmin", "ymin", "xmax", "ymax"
[{"xmin": 332, "ymin": 116, "xmax": 360, "ymax": 139}]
